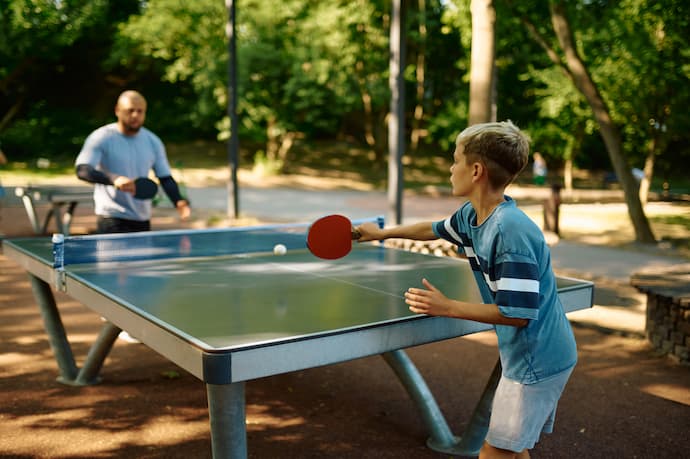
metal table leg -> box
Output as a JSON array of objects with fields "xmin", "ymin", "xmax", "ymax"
[
  {"xmin": 29, "ymin": 274, "xmax": 78, "ymax": 381},
  {"xmin": 17, "ymin": 190, "xmax": 41, "ymax": 234},
  {"xmin": 382, "ymin": 350, "xmax": 459, "ymax": 450},
  {"xmin": 207, "ymin": 382, "xmax": 247, "ymax": 459},
  {"xmin": 74, "ymin": 321, "xmax": 120, "ymax": 385},
  {"xmin": 58, "ymin": 201, "xmax": 79, "ymax": 235},
  {"xmin": 28, "ymin": 273, "xmax": 120, "ymax": 386},
  {"xmin": 383, "ymin": 349, "xmax": 501, "ymax": 457},
  {"xmin": 41, "ymin": 208, "xmax": 56, "ymax": 234},
  {"xmin": 453, "ymin": 359, "xmax": 501, "ymax": 455}
]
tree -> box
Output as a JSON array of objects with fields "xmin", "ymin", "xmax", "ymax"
[
  {"xmin": 0, "ymin": 0, "xmax": 120, "ymax": 156},
  {"xmin": 468, "ymin": 0, "xmax": 496, "ymax": 124},
  {"xmin": 410, "ymin": 1, "xmax": 470, "ymax": 152},
  {"xmin": 0, "ymin": 0, "xmax": 107, "ymax": 123},
  {"xmin": 109, "ymin": 0, "xmax": 227, "ymax": 132},
  {"xmin": 409, "ymin": 0, "xmax": 428, "ymax": 151},
  {"xmin": 589, "ymin": 0, "xmax": 690, "ymax": 205},
  {"xmin": 111, "ymin": 0, "xmax": 393, "ymax": 168},
  {"xmin": 515, "ymin": 0, "xmax": 657, "ymax": 243}
]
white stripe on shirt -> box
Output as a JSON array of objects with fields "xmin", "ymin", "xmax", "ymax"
[
  {"xmin": 443, "ymin": 218, "xmax": 463, "ymax": 245},
  {"xmin": 497, "ymin": 277, "xmax": 540, "ymax": 293}
]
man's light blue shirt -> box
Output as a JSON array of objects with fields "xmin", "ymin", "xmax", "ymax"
[{"xmin": 75, "ymin": 123, "xmax": 172, "ymax": 221}]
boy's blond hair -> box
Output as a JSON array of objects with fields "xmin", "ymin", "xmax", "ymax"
[{"xmin": 456, "ymin": 121, "xmax": 530, "ymax": 189}]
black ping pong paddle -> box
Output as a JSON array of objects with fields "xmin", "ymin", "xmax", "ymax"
[
  {"xmin": 306, "ymin": 214, "xmax": 361, "ymax": 260},
  {"xmin": 134, "ymin": 177, "xmax": 158, "ymax": 200}
]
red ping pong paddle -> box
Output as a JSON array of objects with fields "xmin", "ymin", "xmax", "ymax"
[
  {"xmin": 307, "ymin": 214, "xmax": 361, "ymax": 260},
  {"xmin": 134, "ymin": 177, "xmax": 158, "ymax": 199}
]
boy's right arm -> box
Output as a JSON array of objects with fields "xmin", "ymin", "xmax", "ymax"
[{"xmin": 355, "ymin": 221, "xmax": 437, "ymax": 242}]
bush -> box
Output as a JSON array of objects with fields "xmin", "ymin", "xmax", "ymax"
[{"xmin": 1, "ymin": 103, "xmax": 107, "ymax": 163}]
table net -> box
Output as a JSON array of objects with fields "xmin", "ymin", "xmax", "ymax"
[{"xmin": 61, "ymin": 216, "xmax": 383, "ymax": 266}]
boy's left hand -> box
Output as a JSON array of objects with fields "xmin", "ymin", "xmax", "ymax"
[{"xmin": 405, "ymin": 278, "xmax": 453, "ymax": 316}]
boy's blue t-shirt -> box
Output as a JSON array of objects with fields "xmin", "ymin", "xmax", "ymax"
[
  {"xmin": 75, "ymin": 123, "xmax": 172, "ymax": 221},
  {"xmin": 433, "ymin": 197, "xmax": 577, "ymax": 384}
]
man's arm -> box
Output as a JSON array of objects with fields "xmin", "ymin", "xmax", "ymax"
[
  {"xmin": 159, "ymin": 176, "xmax": 191, "ymax": 220},
  {"xmin": 159, "ymin": 176, "xmax": 185, "ymax": 203},
  {"xmin": 75, "ymin": 164, "xmax": 113, "ymax": 185},
  {"xmin": 76, "ymin": 164, "xmax": 142, "ymax": 195}
]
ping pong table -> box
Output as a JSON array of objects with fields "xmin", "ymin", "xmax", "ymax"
[
  {"xmin": 13, "ymin": 186, "xmax": 93, "ymax": 235},
  {"xmin": 3, "ymin": 220, "xmax": 593, "ymax": 458}
]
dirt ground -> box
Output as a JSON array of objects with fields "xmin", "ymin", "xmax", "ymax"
[{"xmin": 1, "ymin": 202, "xmax": 689, "ymax": 459}]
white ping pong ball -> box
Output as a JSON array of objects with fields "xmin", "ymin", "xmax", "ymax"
[{"xmin": 273, "ymin": 244, "xmax": 287, "ymax": 256}]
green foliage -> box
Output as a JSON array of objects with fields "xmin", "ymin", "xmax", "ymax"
[
  {"xmin": 507, "ymin": 0, "xmax": 690, "ymax": 174},
  {"xmin": 0, "ymin": 0, "xmax": 689, "ymax": 184},
  {"xmin": 107, "ymin": 0, "xmax": 227, "ymax": 134},
  {"xmin": 409, "ymin": 0, "xmax": 470, "ymax": 150},
  {"xmin": 0, "ymin": 0, "xmax": 141, "ymax": 160},
  {"xmin": 582, "ymin": 0, "xmax": 690, "ymax": 165},
  {"xmin": 425, "ymin": 99, "xmax": 469, "ymax": 152},
  {"xmin": 0, "ymin": 0, "xmax": 110, "ymax": 55},
  {"xmin": 281, "ymin": 0, "xmax": 389, "ymax": 136},
  {"xmin": 1, "ymin": 102, "xmax": 107, "ymax": 161},
  {"xmin": 251, "ymin": 150, "xmax": 284, "ymax": 177}
]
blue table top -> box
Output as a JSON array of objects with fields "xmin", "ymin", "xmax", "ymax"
[
  {"xmin": 5, "ymin": 228, "xmax": 592, "ymax": 347},
  {"xmin": 4, "ymin": 228, "xmax": 593, "ymax": 382}
]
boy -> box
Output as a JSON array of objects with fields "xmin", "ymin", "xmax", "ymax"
[{"xmin": 356, "ymin": 121, "xmax": 577, "ymax": 459}]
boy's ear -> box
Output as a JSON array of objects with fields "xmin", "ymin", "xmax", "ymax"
[{"xmin": 471, "ymin": 161, "xmax": 484, "ymax": 182}]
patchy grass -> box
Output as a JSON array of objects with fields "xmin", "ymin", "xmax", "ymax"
[
  {"xmin": 523, "ymin": 202, "xmax": 690, "ymax": 258},
  {"xmin": 1, "ymin": 160, "xmax": 76, "ymax": 182},
  {"xmin": 648, "ymin": 211, "xmax": 690, "ymax": 256},
  {"xmin": 163, "ymin": 139, "xmax": 453, "ymax": 192}
]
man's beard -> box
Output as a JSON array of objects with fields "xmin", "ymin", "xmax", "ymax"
[{"xmin": 123, "ymin": 123, "xmax": 142, "ymax": 135}]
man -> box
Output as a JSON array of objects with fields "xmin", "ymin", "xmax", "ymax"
[{"xmin": 76, "ymin": 90, "xmax": 190, "ymax": 233}]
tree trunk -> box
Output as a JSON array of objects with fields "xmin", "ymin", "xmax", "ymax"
[
  {"xmin": 550, "ymin": 1, "xmax": 656, "ymax": 243},
  {"xmin": 563, "ymin": 122, "xmax": 585, "ymax": 193},
  {"xmin": 563, "ymin": 157, "xmax": 573, "ymax": 191},
  {"xmin": 410, "ymin": 0, "xmax": 428, "ymax": 151},
  {"xmin": 639, "ymin": 137, "xmax": 657, "ymax": 205},
  {"xmin": 265, "ymin": 116, "xmax": 279, "ymax": 162},
  {"xmin": 276, "ymin": 131, "xmax": 300, "ymax": 173},
  {"xmin": 468, "ymin": 0, "xmax": 496, "ymax": 125},
  {"xmin": 0, "ymin": 98, "xmax": 23, "ymax": 132},
  {"xmin": 356, "ymin": 62, "xmax": 377, "ymax": 149}
]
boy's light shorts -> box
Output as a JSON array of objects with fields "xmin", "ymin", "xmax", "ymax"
[{"xmin": 485, "ymin": 366, "xmax": 574, "ymax": 453}]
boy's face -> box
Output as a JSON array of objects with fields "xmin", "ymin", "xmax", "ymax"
[{"xmin": 449, "ymin": 142, "xmax": 473, "ymax": 197}]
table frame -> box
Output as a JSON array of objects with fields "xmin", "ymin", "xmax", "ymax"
[
  {"xmin": 13, "ymin": 186, "xmax": 92, "ymax": 235},
  {"xmin": 4, "ymin": 238, "xmax": 593, "ymax": 458}
]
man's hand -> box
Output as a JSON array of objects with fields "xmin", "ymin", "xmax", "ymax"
[
  {"xmin": 113, "ymin": 176, "xmax": 136, "ymax": 194},
  {"xmin": 176, "ymin": 200, "xmax": 191, "ymax": 220}
]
